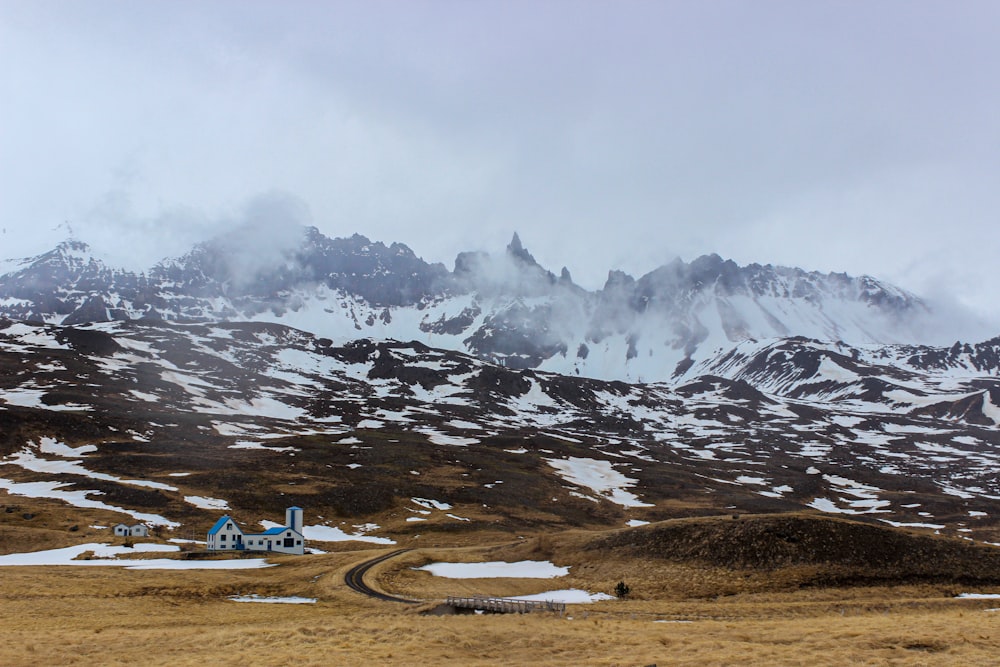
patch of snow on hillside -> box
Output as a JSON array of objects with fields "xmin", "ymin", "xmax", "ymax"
[
  {"xmin": 36, "ymin": 437, "xmax": 97, "ymax": 457},
  {"xmin": 816, "ymin": 356, "xmax": 860, "ymax": 383},
  {"xmin": 940, "ymin": 484, "xmax": 975, "ymax": 499},
  {"xmin": 883, "ymin": 423, "xmax": 943, "ymax": 435},
  {"xmin": 184, "ymin": 495, "xmax": 230, "ymax": 510},
  {"xmin": 412, "ymin": 497, "xmax": 452, "ymax": 510},
  {"xmin": 0, "ymin": 388, "xmax": 91, "ymax": 411},
  {"xmin": 798, "ymin": 441, "xmax": 833, "ymax": 458},
  {"xmin": 220, "ymin": 397, "xmax": 305, "ymax": 421},
  {"xmin": 808, "ymin": 498, "xmax": 863, "ymax": 515},
  {"xmin": 830, "ymin": 415, "xmax": 865, "ymax": 428},
  {"xmin": 160, "ymin": 370, "xmax": 213, "ymax": 396},
  {"xmin": 878, "ymin": 519, "xmax": 945, "ymax": 529},
  {"xmin": 982, "ymin": 393, "xmax": 1000, "ymax": 425},
  {"xmin": 4, "ymin": 448, "xmax": 177, "ymax": 491},
  {"xmin": 543, "ymin": 432, "xmax": 583, "ymax": 443},
  {"xmin": 258, "ymin": 520, "xmax": 395, "ymax": 545},
  {"xmin": 228, "ymin": 441, "xmax": 299, "ymax": 453},
  {"xmin": 735, "ymin": 475, "xmax": 767, "ymax": 486},
  {"xmin": 0, "ymin": 323, "xmax": 71, "ymax": 349},
  {"xmin": 447, "ymin": 419, "xmax": 482, "ymax": 430},
  {"xmin": 546, "ymin": 457, "xmax": 653, "ymax": 508},
  {"xmin": 0, "ymin": 478, "xmax": 178, "ymax": 526},
  {"xmin": 757, "ymin": 489, "xmax": 786, "ymax": 499},
  {"xmin": 417, "ymin": 428, "xmax": 479, "ymax": 447},
  {"xmin": 884, "ymin": 388, "xmax": 975, "ymax": 407}
]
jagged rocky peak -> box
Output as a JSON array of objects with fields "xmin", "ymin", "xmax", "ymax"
[
  {"xmin": 4, "ymin": 239, "xmax": 110, "ymax": 279},
  {"xmin": 602, "ymin": 269, "xmax": 636, "ymax": 291},
  {"xmin": 38, "ymin": 239, "xmax": 97, "ymax": 266},
  {"xmin": 451, "ymin": 232, "xmax": 565, "ymax": 297},
  {"xmin": 157, "ymin": 226, "xmax": 449, "ymax": 306},
  {"xmin": 625, "ymin": 253, "xmax": 924, "ymax": 312},
  {"xmin": 506, "ymin": 231, "xmax": 536, "ymax": 264}
]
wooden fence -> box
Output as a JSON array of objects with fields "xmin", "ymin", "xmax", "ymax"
[{"xmin": 446, "ymin": 595, "xmax": 566, "ymax": 614}]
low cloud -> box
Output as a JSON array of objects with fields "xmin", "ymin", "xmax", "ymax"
[{"xmin": 202, "ymin": 192, "xmax": 312, "ymax": 288}]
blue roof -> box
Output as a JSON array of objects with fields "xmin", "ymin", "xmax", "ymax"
[
  {"xmin": 287, "ymin": 506, "xmax": 302, "ymax": 511},
  {"xmin": 260, "ymin": 527, "xmax": 288, "ymax": 535},
  {"xmin": 207, "ymin": 515, "xmax": 232, "ymax": 535}
]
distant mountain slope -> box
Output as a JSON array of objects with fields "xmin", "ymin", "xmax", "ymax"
[
  {"xmin": 1, "ymin": 319, "xmax": 999, "ymax": 542},
  {"xmin": 0, "ymin": 227, "xmax": 943, "ymax": 382}
]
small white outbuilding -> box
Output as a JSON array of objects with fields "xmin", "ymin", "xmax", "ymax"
[{"xmin": 113, "ymin": 523, "xmax": 150, "ymax": 537}]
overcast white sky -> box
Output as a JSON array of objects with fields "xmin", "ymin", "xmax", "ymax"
[{"xmin": 2, "ymin": 1, "xmax": 999, "ymax": 324}]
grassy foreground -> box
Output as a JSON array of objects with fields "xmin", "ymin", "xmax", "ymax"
[{"xmin": 2, "ymin": 546, "xmax": 1000, "ymax": 667}]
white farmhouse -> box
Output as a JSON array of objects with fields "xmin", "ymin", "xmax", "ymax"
[
  {"xmin": 113, "ymin": 523, "xmax": 150, "ymax": 537},
  {"xmin": 206, "ymin": 507, "xmax": 305, "ymax": 555}
]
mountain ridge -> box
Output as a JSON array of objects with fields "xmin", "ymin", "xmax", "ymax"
[{"xmin": 0, "ymin": 227, "xmax": 967, "ymax": 383}]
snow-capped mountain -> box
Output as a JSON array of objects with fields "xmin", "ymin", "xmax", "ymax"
[
  {"xmin": 2, "ymin": 227, "xmax": 999, "ymax": 542},
  {"xmin": 0, "ymin": 227, "xmax": 943, "ymax": 383}
]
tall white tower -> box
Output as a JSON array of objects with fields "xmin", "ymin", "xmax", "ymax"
[{"xmin": 286, "ymin": 506, "xmax": 303, "ymax": 533}]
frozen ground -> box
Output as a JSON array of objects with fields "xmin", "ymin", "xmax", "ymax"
[
  {"xmin": 414, "ymin": 560, "xmax": 570, "ymax": 579},
  {"xmin": 509, "ymin": 589, "xmax": 615, "ymax": 604},
  {"xmin": 0, "ymin": 543, "xmax": 275, "ymax": 569},
  {"xmin": 229, "ymin": 595, "xmax": 317, "ymax": 604}
]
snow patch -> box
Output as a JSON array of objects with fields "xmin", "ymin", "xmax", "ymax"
[
  {"xmin": 546, "ymin": 457, "xmax": 653, "ymax": 508},
  {"xmin": 415, "ymin": 560, "xmax": 569, "ymax": 579}
]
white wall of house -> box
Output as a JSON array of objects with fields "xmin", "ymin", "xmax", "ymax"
[
  {"xmin": 242, "ymin": 529, "xmax": 305, "ymax": 555},
  {"xmin": 271, "ymin": 529, "xmax": 305, "ymax": 555},
  {"xmin": 207, "ymin": 520, "xmax": 245, "ymax": 551}
]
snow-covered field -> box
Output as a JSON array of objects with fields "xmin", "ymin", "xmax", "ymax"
[
  {"xmin": 0, "ymin": 543, "xmax": 275, "ymax": 569},
  {"xmin": 229, "ymin": 595, "xmax": 316, "ymax": 604},
  {"xmin": 414, "ymin": 560, "xmax": 569, "ymax": 579}
]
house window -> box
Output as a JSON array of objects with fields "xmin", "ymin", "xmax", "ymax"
[
  {"xmin": 283, "ymin": 537, "xmax": 294, "ymax": 548},
  {"xmin": 227, "ymin": 523, "xmax": 233, "ymax": 530},
  {"xmin": 220, "ymin": 534, "xmax": 226, "ymax": 541},
  {"xmin": 296, "ymin": 540, "xmax": 302, "ymax": 545}
]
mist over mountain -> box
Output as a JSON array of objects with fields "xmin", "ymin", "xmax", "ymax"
[{"xmin": 0, "ymin": 226, "xmax": 992, "ymax": 383}]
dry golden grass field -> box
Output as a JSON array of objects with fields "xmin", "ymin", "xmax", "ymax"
[
  {"xmin": 3, "ymin": 516, "xmax": 1000, "ymax": 667},
  {"xmin": 2, "ymin": 554, "xmax": 1000, "ymax": 667},
  {"xmin": 3, "ymin": 502, "xmax": 1000, "ymax": 666}
]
